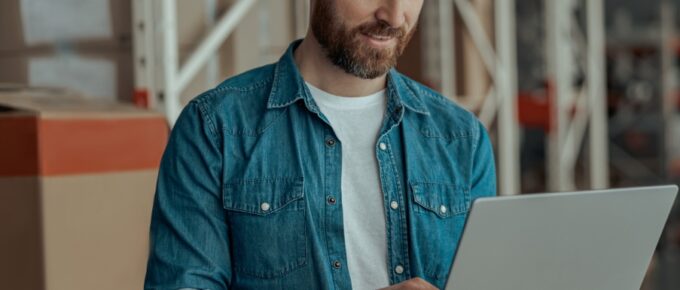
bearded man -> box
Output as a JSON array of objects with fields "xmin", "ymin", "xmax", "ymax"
[{"xmin": 144, "ymin": 1, "xmax": 496, "ymax": 289}]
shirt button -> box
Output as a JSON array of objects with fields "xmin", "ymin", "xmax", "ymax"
[
  {"xmin": 390, "ymin": 201, "xmax": 399, "ymax": 210},
  {"xmin": 379, "ymin": 142, "xmax": 387, "ymax": 151},
  {"xmin": 327, "ymin": 196, "xmax": 336, "ymax": 205},
  {"xmin": 440, "ymin": 205, "xmax": 447, "ymax": 214},
  {"xmin": 394, "ymin": 265, "xmax": 404, "ymax": 274},
  {"xmin": 332, "ymin": 260, "xmax": 342, "ymax": 269},
  {"xmin": 260, "ymin": 202, "xmax": 271, "ymax": 212},
  {"xmin": 325, "ymin": 138, "xmax": 336, "ymax": 147}
]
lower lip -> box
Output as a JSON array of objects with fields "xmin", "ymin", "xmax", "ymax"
[{"xmin": 361, "ymin": 33, "xmax": 395, "ymax": 48}]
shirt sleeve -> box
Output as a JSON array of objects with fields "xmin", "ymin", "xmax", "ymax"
[
  {"xmin": 144, "ymin": 98, "xmax": 232, "ymax": 290},
  {"xmin": 470, "ymin": 119, "xmax": 498, "ymax": 199}
]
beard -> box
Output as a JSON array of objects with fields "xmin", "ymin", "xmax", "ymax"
[{"xmin": 310, "ymin": 1, "xmax": 416, "ymax": 79}]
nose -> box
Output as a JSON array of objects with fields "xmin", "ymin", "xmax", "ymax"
[{"xmin": 375, "ymin": 0, "xmax": 406, "ymax": 28}]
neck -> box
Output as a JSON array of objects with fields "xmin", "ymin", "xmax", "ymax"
[{"xmin": 294, "ymin": 34, "xmax": 388, "ymax": 97}]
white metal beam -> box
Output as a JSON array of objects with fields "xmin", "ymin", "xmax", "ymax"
[
  {"xmin": 561, "ymin": 88, "xmax": 589, "ymax": 169},
  {"xmin": 176, "ymin": 0, "xmax": 258, "ymax": 96},
  {"xmin": 132, "ymin": 0, "xmax": 157, "ymax": 108},
  {"xmin": 161, "ymin": 0, "xmax": 181, "ymax": 126},
  {"xmin": 495, "ymin": 0, "xmax": 520, "ymax": 195},
  {"xmin": 546, "ymin": 0, "xmax": 610, "ymax": 191},
  {"xmin": 586, "ymin": 0, "xmax": 609, "ymax": 189},
  {"xmin": 546, "ymin": 0, "xmax": 576, "ymax": 191},
  {"xmin": 159, "ymin": 0, "xmax": 258, "ymax": 126},
  {"xmin": 478, "ymin": 86, "xmax": 497, "ymax": 126}
]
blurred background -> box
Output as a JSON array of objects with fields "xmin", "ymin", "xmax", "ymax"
[{"xmin": 0, "ymin": 0, "xmax": 679, "ymax": 289}]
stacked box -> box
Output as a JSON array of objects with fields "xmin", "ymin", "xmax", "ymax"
[
  {"xmin": 0, "ymin": 0, "xmax": 134, "ymax": 102},
  {"xmin": 0, "ymin": 87, "xmax": 168, "ymax": 290}
]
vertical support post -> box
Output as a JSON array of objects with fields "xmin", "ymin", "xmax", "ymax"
[
  {"xmin": 162, "ymin": 0, "xmax": 181, "ymax": 126},
  {"xmin": 546, "ymin": 0, "xmax": 575, "ymax": 191},
  {"xmin": 586, "ymin": 0, "xmax": 609, "ymax": 189},
  {"xmin": 495, "ymin": 0, "xmax": 520, "ymax": 195},
  {"xmin": 132, "ymin": 0, "xmax": 157, "ymax": 108}
]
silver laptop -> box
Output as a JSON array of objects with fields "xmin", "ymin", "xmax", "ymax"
[{"xmin": 445, "ymin": 185, "xmax": 678, "ymax": 290}]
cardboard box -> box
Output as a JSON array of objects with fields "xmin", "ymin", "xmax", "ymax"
[
  {"xmin": 0, "ymin": 51, "xmax": 133, "ymax": 102},
  {"xmin": 0, "ymin": 0, "xmax": 132, "ymax": 53},
  {"xmin": 0, "ymin": 0, "xmax": 133, "ymax": 102},
  {"xmin": 0, "ymin": 87, "xmax": 168, "ymax": 290}
]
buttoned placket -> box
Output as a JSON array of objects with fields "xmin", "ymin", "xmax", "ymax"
[
  {"xmin": 299, "ymin": 74, "xmax": 413, "ymax": 288},
  {"xmin": 376, "ymin": 87, "xmax": 411, "ymax": 285},
  {"xmin": 304, "ymin": 89, "xmax": 354, "ymax": 290}
]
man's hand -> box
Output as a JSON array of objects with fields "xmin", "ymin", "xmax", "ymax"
[{"xmin": 378, "ymin": 277, "xmax": 439, "ymax": 290}]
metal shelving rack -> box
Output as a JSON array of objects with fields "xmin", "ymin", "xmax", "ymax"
[
  {"xmin": 545, "ymin": 0, "xmax": 609, "ymax": 191},
  {"xmin": 421, "ymin": 0, "xmax": 521, "ymax": 196},
  {"xmin": 132, "ymin": 0, "xmax": 260, "ymax": 126},
  {"xmin": 421, "ymin": 0, "xmax": 609, "ymax": 194}
]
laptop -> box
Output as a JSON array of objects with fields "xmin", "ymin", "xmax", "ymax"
[{"xmin": 444, "ymin": 185, "xmax": 678, "ymax": 290}]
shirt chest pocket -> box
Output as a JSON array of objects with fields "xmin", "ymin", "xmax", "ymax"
[
  {"xmin": 222, "ymin": 177, "xmax": 307, "ymax": 279},
  {"xmin": 410, "ymin": 181, "xmax": 470, "ymax": 217}
]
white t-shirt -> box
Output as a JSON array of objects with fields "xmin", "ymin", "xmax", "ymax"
[{"xmin": 306, "ymin": 82, "xmax": 389, "ymax": 290}]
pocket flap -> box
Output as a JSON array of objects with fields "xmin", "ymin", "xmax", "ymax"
[
  {"xmin": 410, "ymin": 181, "xmax": 470, "ymax": 217},
  {"xmin": 223, "ymin": 177, "xmax": 304, "ymax": 216}
]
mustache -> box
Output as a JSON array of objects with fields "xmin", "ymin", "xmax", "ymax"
[{"xmin": 355, "ymin": 21, "xmax": 406, "ymax": 39}]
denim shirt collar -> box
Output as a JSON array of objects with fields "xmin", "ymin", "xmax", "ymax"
[{"xmin": 266, "ymin": 39, "xmax": 430, "ymax": 116}]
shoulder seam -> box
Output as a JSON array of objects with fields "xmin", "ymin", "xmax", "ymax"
[
  {"xmin": 191, "ymin": 93, "xmax": 221, "ymax": 147},
  {"xmin": 214, "ymin": 77, "xmax": 273, "ymax": 93}
]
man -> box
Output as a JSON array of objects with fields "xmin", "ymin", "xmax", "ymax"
[{"xmin": 144, "ymin": 0, "xmax": 496, "ymax": 289}]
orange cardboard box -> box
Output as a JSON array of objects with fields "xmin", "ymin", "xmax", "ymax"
[{"xmin": 0, "ymin": 87, "xmax": 168, "ymax": 290}]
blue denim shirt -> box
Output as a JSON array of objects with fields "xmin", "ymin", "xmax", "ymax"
[{"xmin": 144, "ymin": 40, "xmax": 497, "ymax": 290}]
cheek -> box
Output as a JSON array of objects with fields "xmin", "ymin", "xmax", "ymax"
[
  {"xmin": 406, "ymin": 1, "xmax": 424, "ymax": 27},
  {"xmin": 337, "ymin": 1, "xmax": 374, "ymax": 20}
]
